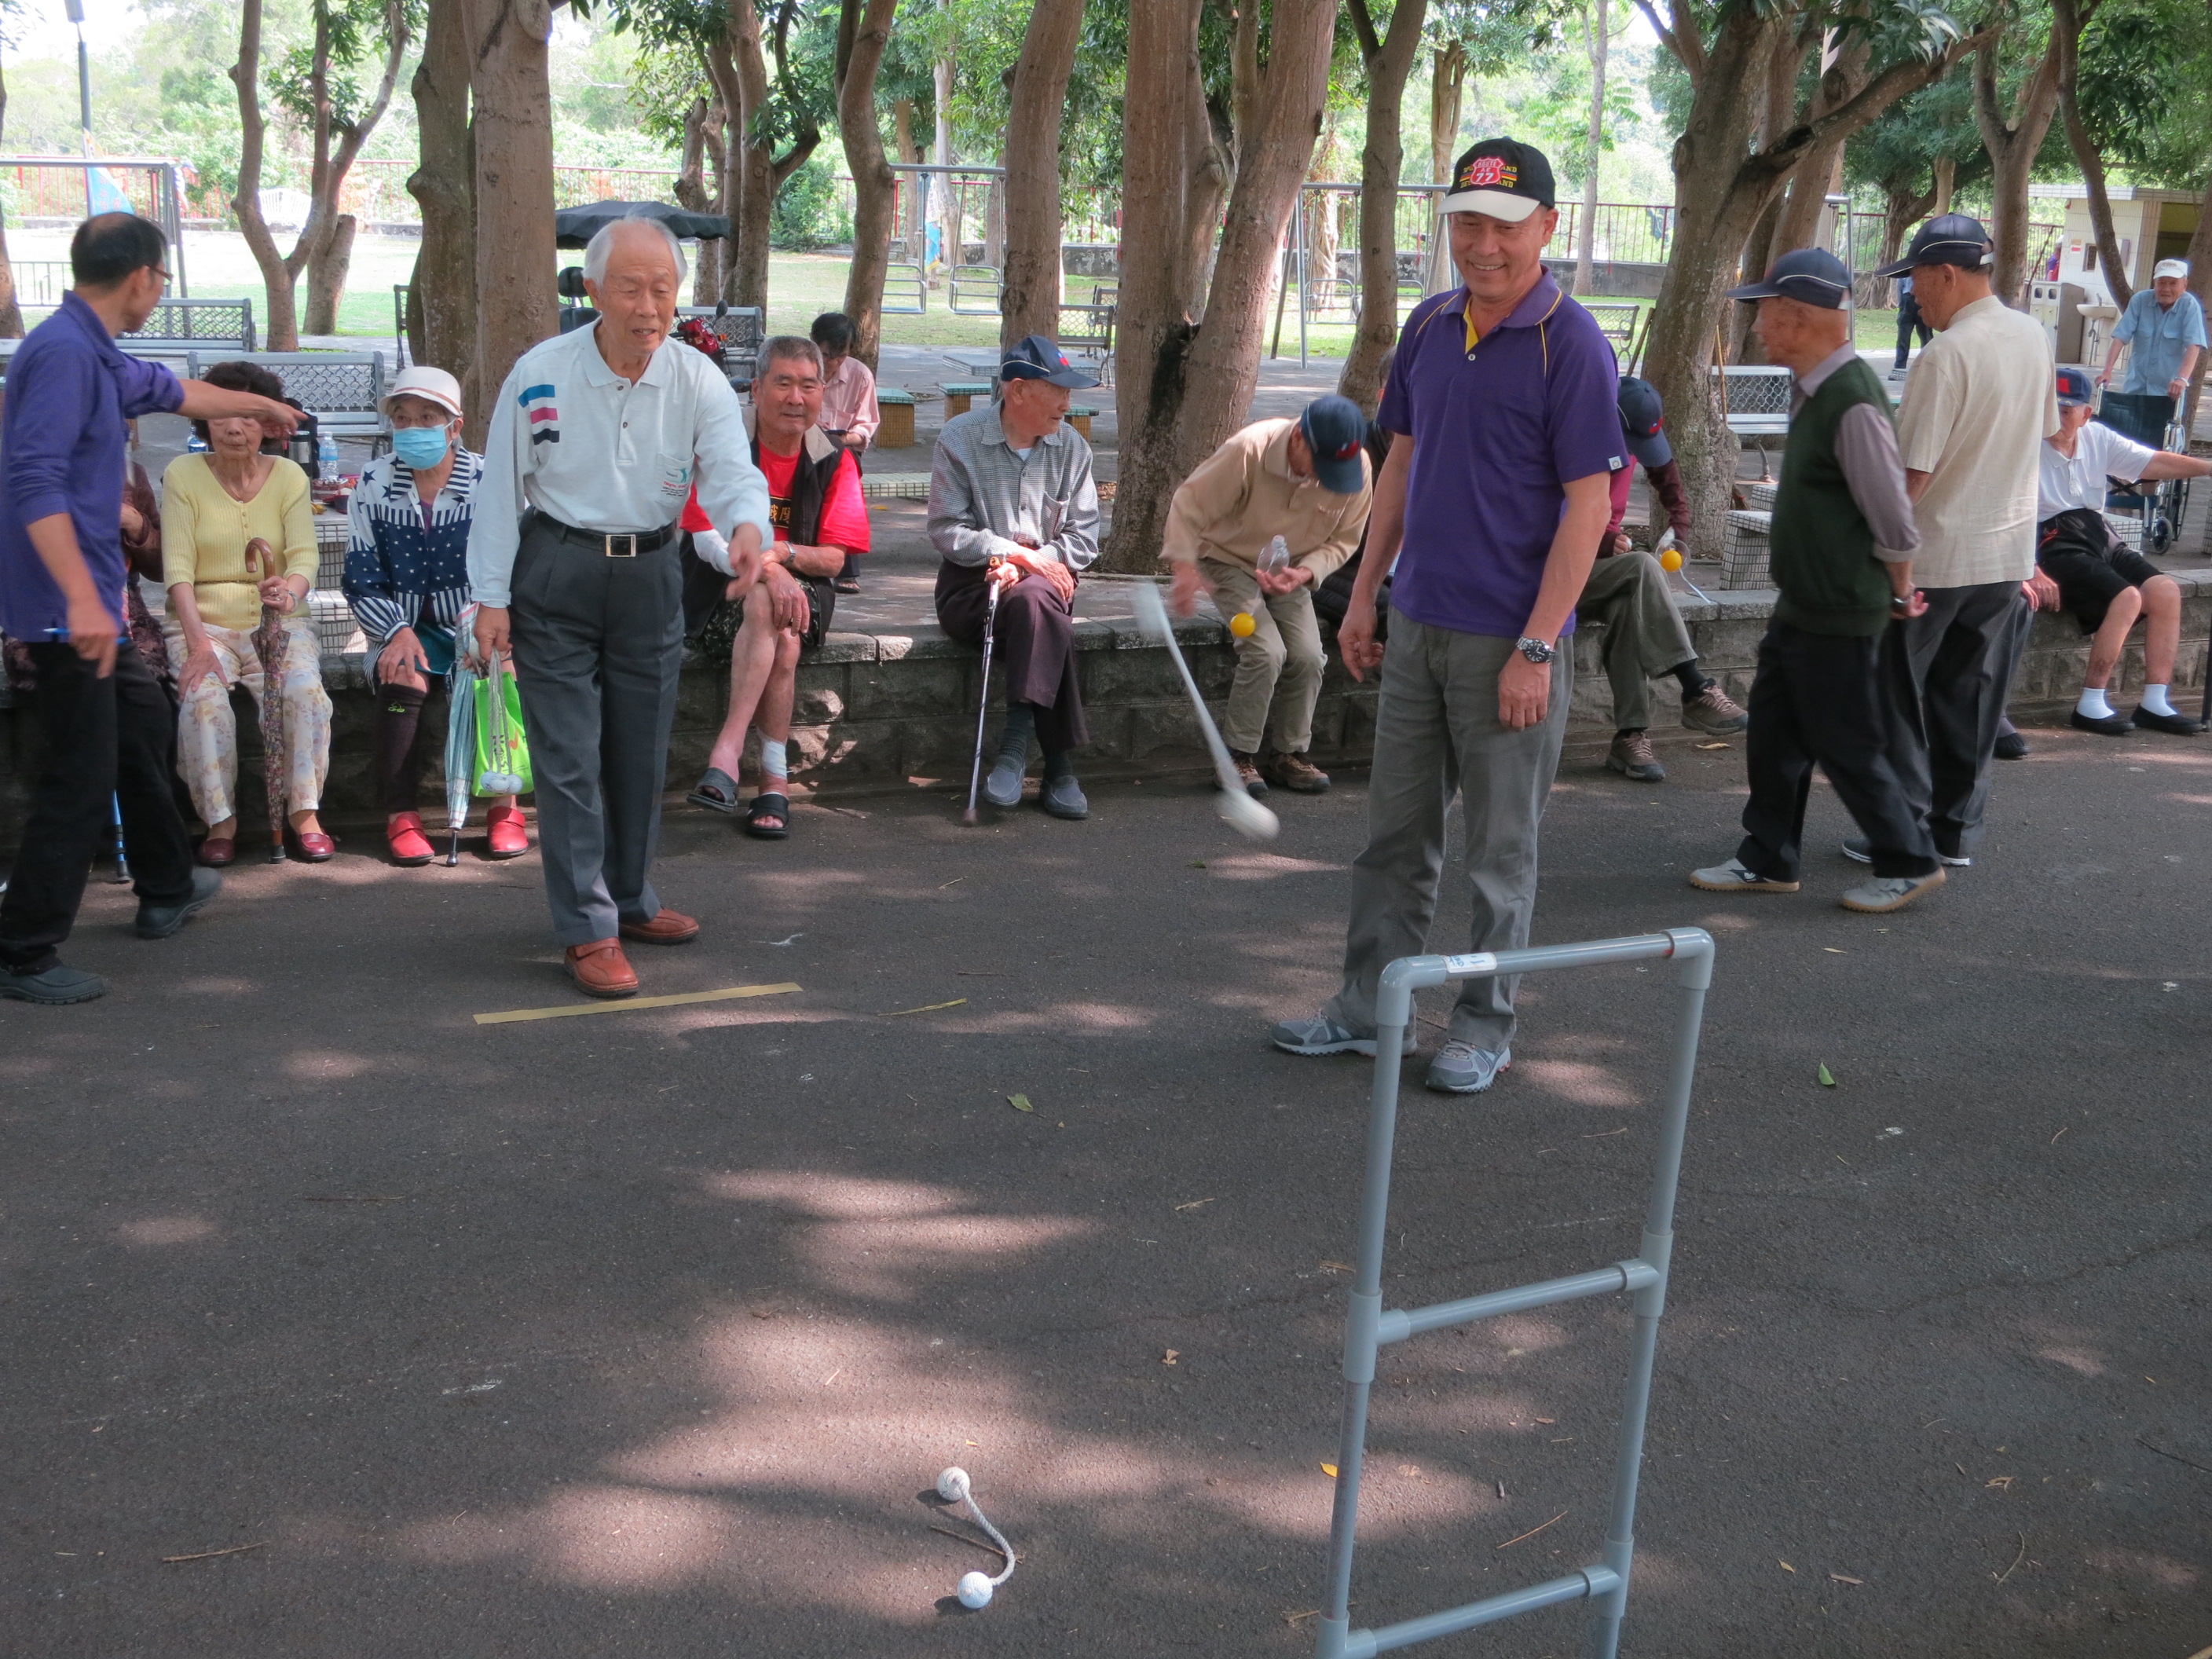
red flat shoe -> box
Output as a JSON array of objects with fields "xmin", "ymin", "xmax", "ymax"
[
  {"xmin": 386, "ymin": 812, "xmax": 434, "ymax": 866},
  {"xmin": 290, "ymin": 830, "xmax": 336, "ymax": 862},
  {"xmin": 196, "ymin": 837, "xmax": 236, "ymax": 868},
  {"xmin": 485, "ymin": 803, "xmax": 529, "ymax": 860}
]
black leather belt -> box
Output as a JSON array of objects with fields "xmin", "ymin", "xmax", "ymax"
[{"xmin": 533, "ymin": 514, "xmax": 679, "ymax": 558}]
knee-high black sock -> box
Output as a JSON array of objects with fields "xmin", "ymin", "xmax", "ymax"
[
  {"xmin": 996, "ymin": 701, "xmax": 1036, "ymax": 769},
  {"xmin": 1670, "ymin": 661, "xmax": 1711, "ymax": 699}
]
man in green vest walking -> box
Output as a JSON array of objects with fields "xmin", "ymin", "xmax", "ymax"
[{"xmin": 1689, "ymin": 249, "xmax": 1946, "ymax": 914}]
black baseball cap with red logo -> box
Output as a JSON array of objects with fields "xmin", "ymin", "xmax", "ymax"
[
  {"xmin": 1000, "ymin": 332, "xmax": 1098, "ymax": 388},
  {"xmin": 1298, "ymin": 394, "xmax": 1369, "ymax": 495},
  {"xmin": 1440, "ymin": 138, "xmax": 1556, "ymax": 222}
]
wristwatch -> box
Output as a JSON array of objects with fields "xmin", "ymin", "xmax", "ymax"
[{"xmin": 1514, "ymin": 636, "xmax": 1556, "ymax": 665}]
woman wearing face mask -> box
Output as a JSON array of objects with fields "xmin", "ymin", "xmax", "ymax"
[
  {"xmin": 160, "ymin": 359, "xmax": 335, "ymax": 865},
  {"xmin": 340, "ymin": 364, "xmax": 527, "ymax": 866}
]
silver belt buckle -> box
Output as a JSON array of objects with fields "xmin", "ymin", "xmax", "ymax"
[{"xmin": 604, "ymin": 533, "xmax": 639, "ymax": 558}]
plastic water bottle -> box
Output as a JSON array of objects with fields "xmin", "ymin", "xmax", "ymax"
[
  {"xmin": 317, "ymin": 431, "xmax": 339, "ymax": 481},
  {"xmin": 1259, "ymin": 535, "xmax": 1291, "ymax": 577}
]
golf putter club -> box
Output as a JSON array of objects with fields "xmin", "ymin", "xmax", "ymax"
[
  {"xmin": 1129, "ymin": 581, "xmax": 1278, "ymax": 840},
  {"xmin": 961, "ymin": 573, "xmax": 1002, "ymax": 825}
]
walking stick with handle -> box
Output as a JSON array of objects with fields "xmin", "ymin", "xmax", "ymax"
[{"xmin": 961, "ymin": 566, "xmax": 1002, "ymax": 826}]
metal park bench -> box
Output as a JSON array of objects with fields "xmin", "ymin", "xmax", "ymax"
[
  {"xmin": 676, "ymin": 305, "xmax": 764, "ymax": 386},
  {"xmin": 187, "ymin": 350, "xmax": 389, "ymax": 450},
  {"xmin": 117, "ymin": 297, "xmax": 257, "ymax": 353},
  {"xmin": 1711, "ymin": 364, "xmax": 1793, "ymax": 437}
]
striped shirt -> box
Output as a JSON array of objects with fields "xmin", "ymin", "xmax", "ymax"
[{"xmin": 342, "ymin": 447, "xmax": 483, "ymax": 649}]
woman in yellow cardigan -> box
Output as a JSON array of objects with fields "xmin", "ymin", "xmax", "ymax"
[{"xmin": 159, "ymin": 361, "xmax": 335, "ymax": 864}]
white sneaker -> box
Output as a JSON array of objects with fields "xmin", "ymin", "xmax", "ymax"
[
  {"xmin": 1426, "ymin": 1042, "xmax": 1511, "ymax": 1093},
  {"xmin": 1269, "ymin": 1012, "xmax": 1417, "ymax": 1058},
  {"xmin": 1838, "ymin": 869, "xmax": 1946, "ymax": 914},
  {"xmin": 1689, "ymin": 858, "xmax": 1799, "ymax": 893}
]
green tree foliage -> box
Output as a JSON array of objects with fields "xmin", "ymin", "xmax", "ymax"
[{"xmin": 2075, "ymin": 0, "xmax": 2212, "ymax": 185}]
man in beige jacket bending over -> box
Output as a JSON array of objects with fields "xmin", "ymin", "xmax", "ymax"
[{"xmin": 1165, "ymin": 394, "xmax": 1373, "ymax": 797}]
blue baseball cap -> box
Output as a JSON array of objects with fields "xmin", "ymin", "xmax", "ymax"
[
  {"xmin": 2056, "ymin": 365, "xmax": 2094, "ymax": 407},
  {"xmin": 1000, "ymin": 333, "xmax": 1097, "ymax": 388},
  {"xmin": 1870, "ymin": 213, "xmax": 1994, "ymax": 280},
  {"xmin": 1726, "ymin": 247, "xmax": 1853, "ymax": 310},
  {"xmin": 1298, "ymin": 394, "xmax": 1368, "ymax": 494},
  {"xmin": 1616, "ymin": 375, "xmax": 1671, "ymax": 467}
]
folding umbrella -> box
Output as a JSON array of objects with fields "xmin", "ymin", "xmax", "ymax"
[{"xmin": 244, "ymin": 538, "xmax": 289, "ymax": 863}]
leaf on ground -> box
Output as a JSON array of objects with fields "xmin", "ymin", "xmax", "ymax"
[
  {"xmin": 1320, "ymin": 1463, "xmax": 1339, "ymax": 1478},
  {"xmin": 1174, "ymin": 1197, "xmax": 1217, "ymax": 1211},
  {"xmin": 1163, "ymin": 1349, "xmax": 1179, "ymax": 1364},
  {"xmin": 1008, "ymin": 1093, "xmax": 1034, "ymax": 1112},
  {"xmin": 1694, "ymin": 742, "xmax": 1730, "ymax": 750},
  {"xmin": 1829, "ymin": 1573, "xmax": 1863, "ymax": 1585},
  {"xmin": 1779, "ymin": 1560, "xmax": 1796, "ymax": 1573},
  {"xmin": 1817, "ymin": 1063, "xmax": 1837, "ymax": 1088}
]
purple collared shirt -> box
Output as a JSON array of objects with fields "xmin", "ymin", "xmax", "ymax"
[
  {"xmin": 1378, "ymin": 269, "xmax": 1621, "ymax": 639},
  {"xmin": 0, "ymin": 291, "xmax": 184, "ymax": 640}
]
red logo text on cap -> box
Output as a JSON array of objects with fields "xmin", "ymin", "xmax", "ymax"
[{"xmin": 1460, "ymin": 156, "xmax": 1517, "ymax": 191}]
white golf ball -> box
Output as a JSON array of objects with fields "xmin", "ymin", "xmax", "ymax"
[{"xmin": 957, "ymin": 1571, "xmax": 994, "ymax": 1610}]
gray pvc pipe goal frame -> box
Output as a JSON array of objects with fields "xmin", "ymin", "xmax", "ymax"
[{"xmin": 1314, "ymin": 927, "xmax": 1716, "ymax": 1659}]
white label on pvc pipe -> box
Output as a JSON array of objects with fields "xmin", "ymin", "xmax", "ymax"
[{"xmin": 1442, "ymin": 952, "xmax": 1498, "ymax": 976}]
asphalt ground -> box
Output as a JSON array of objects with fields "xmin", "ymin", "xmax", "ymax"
[{"xmin": 2, "ymin": 719, "xmax": 2208, "ymax": 1658}]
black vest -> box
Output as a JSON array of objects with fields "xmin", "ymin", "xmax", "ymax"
[{"xmin": 751, "ymin": 419, "xmax": 845, "ymax": 548}]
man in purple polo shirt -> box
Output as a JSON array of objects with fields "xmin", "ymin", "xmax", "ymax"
[
  {"xmin": 1271, "ymin": 138, "xmax": 1617, "ymax": 1093},
  {"xmin": 0, "ymin": 213, "xmax": 296, "ymax": 1005}
]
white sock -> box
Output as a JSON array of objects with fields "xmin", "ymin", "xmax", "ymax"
[
  {"xmin": 2077, "ymin": 687, "xmax": 2114, "ymax": 720},
  {"xmin": 2140, "ymin": 683, "xmax": 2176, "ymax": 717},
  {"xmin": 760, "ymin": 738, "xmax": 788, "ymax": 782}
]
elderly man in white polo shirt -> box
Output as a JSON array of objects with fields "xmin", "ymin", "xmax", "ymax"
[
  {"xmin": 469, "ymin": 217, "xmax": 769, "ymax": 998},
  {"xmin": 1855, "ymin": 214, "xmax": 2058, "ymax": 871}
]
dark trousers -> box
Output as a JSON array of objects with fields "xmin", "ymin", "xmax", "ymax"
[
  {"xmin": 1894, "ymin": 297, "xmax": 1932, "ymax": 370},
  {"xmin": 1877, "ymin": 580, "xmax": 2030, "ymax": 859},
  {"xmin": 373, "ymin": 677, "xmax": 438, "ymax": 815},
  {"xmin": 1737, "ymin": 622, "xmax": 1938, "ymax": 882},
  {"xmin": 935, "ymin": 562, "xmax": 1090, "ymax": 753},
  {"xmin": 509, "ymin": 518, "xmax": 686, "ymax": 947},
  {"xmin": 0, "ymin": 641, "xmax": 196, "ymax": 972}
]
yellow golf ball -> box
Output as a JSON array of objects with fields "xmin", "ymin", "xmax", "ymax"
[
  {"xmin": 1660, "ymin": 548, "xmax": 1684, "ymax": 573},
  {"xmin": 1229, "ymin": 612, "xmax": 1257, "ymax": 637}
]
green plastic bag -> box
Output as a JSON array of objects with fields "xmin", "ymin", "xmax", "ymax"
[{"xmin": 472, "ymin": 665, "xmax": 533, "ymax": 797}]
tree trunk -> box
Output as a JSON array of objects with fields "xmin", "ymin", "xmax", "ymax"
[
  {"xmin": 707, "ymin": 9, "xmax": 770, "ymax": 309},
  {"xmin": 293, "ymin": 0, "xmax": 411, "ymax": 334},
  {"xmin": 407, "ymin": 0, "xmax": 478, "ymax": 401},
  {"xmin": 2052, "ymin": 0, "xmax": 2128, "ymax": 306},
  {"xmin": 1103, "ymin": 0, "xmax": 1336, "ymax": 571},
  {"xmin": 231, "ymin": 0, "xmax": 301, "ymax": 352},
  {"xmin": 675, "ymin": 93, "xmax": 727, "ymax": 306},
  {"xmin": 1573, "ymin": 0, "xmax": 1608, "ymax": 296},
  {"xmin": 470, "ymin": 0, "xmax": 561, "ymax": 424},
  {"xmin": 1430, "ymin": 42, "xmax": 1465, "ymax": 182},
  {"xmin": 1974, "ymin": 31, "xmax": 2062, "ymax": 307},
  {"xmin": 892, "ymin": 98, "xmax": 920, "ymax": 262},
  {"xmin": 0, "ymin": 53, "xmax": 24, "ymax": 339},
  {"xmin": 1931, "ymin": 153, "xmax": 1954, "ymax": 216},
  {"xmin": 1339, "ymin": 0, "xmax": 1426, "ymax": 412},
  {"xmin": 933, "ymin": 57, "xmax": 961, "ymax": 268},
  {"xmin": 1771, "ymin": 28, "xmax": 1870, "ymax": 256},
  {"xmin": 836, "ymin": 0, "xmax": 900, "ymax": 369},
  {"xmin": 1000, "ymin": 0, "xmax": 1084, "ymax": 349}
]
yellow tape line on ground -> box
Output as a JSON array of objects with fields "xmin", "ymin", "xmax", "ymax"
[{"xmin": 475, "ymin": 982, "xmax": 801, "ymax": 1024}]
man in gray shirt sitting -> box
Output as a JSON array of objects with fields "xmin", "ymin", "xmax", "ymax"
[{"xmin": 928, "ymin": 334, "xmax": 1102, "ymax": 819}]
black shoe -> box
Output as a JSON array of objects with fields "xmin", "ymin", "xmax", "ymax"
[
  {"xmin": 0, "ymin": 961, "xmax": 108, "ymax": 1004},
  {"xmin": 1992, "ymin": 730, "xmax": 2029, "ymax": 760},
  {"xmin": 2069, "ymin": 709, "xmax": 2135, "ymax": 736},
  {"xmin": 135, "ymin": 867, "xmax": 222, "ymax": 939},
  {"xmin": 2131, "ymin": 705, "xmax": 2205, "ymax": 736}
]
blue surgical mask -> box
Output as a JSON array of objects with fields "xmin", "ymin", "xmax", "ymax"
[{"xmin": 393, "ymin": 425, "xmax": 452, "ymax": 470}]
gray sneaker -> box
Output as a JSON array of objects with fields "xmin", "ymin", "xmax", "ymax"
[
  {"xmin": 1679, "ymin": 683, "xmax": 1749, "ymax": 734},
  {"xmin": 0, "ymin": 961, "xmax": 108, "ymax": 1005},
  {"xmin": 1689, "ymin": 857, "xmax": 1799, "ymax": 893},
  {"xmin": 1606, "ymin": 730, "xmax": 1666, "ymax": 782},
  {"xmin": 982, "ymin": 755, "xmax": 1025, "ymax": 808},
  {"xmin": 1426, "ymin": 1042, "xmax": 1511, "ymax": 1093},
  {"xmin": 135, "ymin": 867, "xmax": 222, "ymax": 939},
  {"xmin": 1038, "ymin": 772, "xmax": 1089, "ymax": 819},
  {"xmin": 1842, "ymin": 836, "xmax": 1969, "ymax": 869},
  {"xmin": 1269, "ymin": 1012, "xmax": 1417, "ymax": 1058},
  {"xmin": 1839, "ymin": 869, "xmax": 1946, "ymax": 914}
]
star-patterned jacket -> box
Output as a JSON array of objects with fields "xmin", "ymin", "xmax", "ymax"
[{"xmin": 342, "ymin": 446, "xmax": 483, "ymax": 650}]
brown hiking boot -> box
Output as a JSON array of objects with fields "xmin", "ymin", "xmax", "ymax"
[
  {"xmin": 1228, "ymin": 749, "xmax": 1268, "ymax": 798},
  {"xmin": 1606, "ymin": 730, "xmax": 1666, "ymax": 782},
  {"xmin": 1680, "ymin": 681, "xmax": 1749, "ymax": 734},
  {"xmin": 1262, "ymin": 750, "xmax": 1331, "ymax": 793}
]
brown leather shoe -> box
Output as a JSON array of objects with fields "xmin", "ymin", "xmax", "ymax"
[
  {"xmin": 566, "ymin": 939, "xmax": 639, "ymax": 998},
  {"xmin": 1262, "ymin": 750, "xmax": 1331, "ymax": 794},
  {"xmin": 620, "ymin": 907, "xmax": 700, "ymax": 945}
]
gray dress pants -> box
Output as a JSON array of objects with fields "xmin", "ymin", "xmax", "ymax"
[
  {"xmin": 508, "ymin": 517, "xmax": 686, "ymax": 947},
  {"xmin": 1324, "ymin": 617, "xmax": 1570, "ymax": 1052},
  {"xmin": 1876, "ymin": 580, "xmax": 2031, "ymax": 859}
]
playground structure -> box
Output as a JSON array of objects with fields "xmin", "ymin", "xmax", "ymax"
[{"xmin": 0, "ymin": 156, "xmax": 190, "ymax": 293}]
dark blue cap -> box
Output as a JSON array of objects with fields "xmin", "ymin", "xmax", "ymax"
[
  {"xmin": 1870, "ymin": 213, "xmax": 1994, "ymax": 280},
  {"xmin": 1298, "ymin": 394, "xmax": 1368, "ymax": 495},
  {"xmin": 1000, "ymin": 333, "xmax": 1097, "ymax": 388},
  {"xmin": 2056, "ymin": 365, "xmax": 2094, "ymax": 406},
  {"xmin": 1615, "ymin": 375, "xmax": 1671, "ymax": 467},
  {"xmin": 1726, "ymin": 247, "xmax": 1854, "ymax": 310}
]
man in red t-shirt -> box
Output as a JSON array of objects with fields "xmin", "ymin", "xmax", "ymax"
[{"xmin": 683, "ymin": 337, "xmax": 870, "ymax": 838}]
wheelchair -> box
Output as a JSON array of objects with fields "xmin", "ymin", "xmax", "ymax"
[{"xmin": 2097, "ymin": 389, "xmax": 2192, "ymax": 555}]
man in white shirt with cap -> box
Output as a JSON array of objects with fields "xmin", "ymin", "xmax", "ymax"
[{"xmin": 469, "ymin": 217, "xmax": 770, "ymax": 998}]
